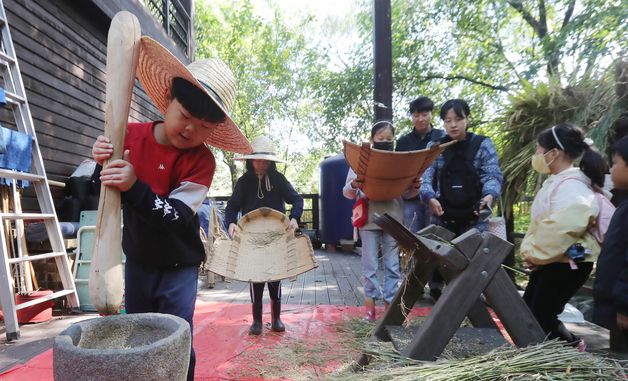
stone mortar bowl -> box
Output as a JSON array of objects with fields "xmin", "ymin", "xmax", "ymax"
[{"xmin": 53, "ymin": 313, "xmax": 191, "ymax": 381}]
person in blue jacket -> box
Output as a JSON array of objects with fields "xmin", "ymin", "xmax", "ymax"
[
  {"xmin": 594, "ymin": 135, "xmax": 628, "ymax": 352},
  {"xmin": 419, "ymin": 99, "xmax": 502, "ymax": 300},
  {"xmin": 224, "ymin": 136, "xmax": 303, "ymax": 335}
]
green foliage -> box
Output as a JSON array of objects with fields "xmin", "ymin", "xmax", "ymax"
[
  {"xmin": 303, "ymin": 0, "xmax": 510, "ymax": 152},
  {"xmin": 499, "ymin": 70, "xmax": 620, "ymax": 217},
  {"xmin": 308, "ymin": 0, "xmax": 627, "ymax": 156},
  {"xmin": 191, "ymin": 0, "xmax": 626, "ymax": 196},
  {"xmin": 194, "ymin": 0, "xmax": 324, "ymax": 191}
]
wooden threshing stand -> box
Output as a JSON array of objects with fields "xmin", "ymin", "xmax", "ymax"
[{"xmin": 360, "ymin": 214, "xmax": 546, "ymax": 363}]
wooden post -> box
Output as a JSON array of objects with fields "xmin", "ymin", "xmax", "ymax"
[
  {"xmin": 373, "ymin": 259, "xmax": 437, "ymax": 340},
  {"xmin": 373, "ymin": 0, "xmax": 392, "ymax": 122}
]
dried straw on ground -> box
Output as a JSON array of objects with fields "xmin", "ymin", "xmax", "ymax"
[
  {"xmin": 333, "ymin": 319, "xmax": 628, "ymax": 380},
  {"xmin": 330, "ymin": 338, "xmax": 628, "ymax": 381}
]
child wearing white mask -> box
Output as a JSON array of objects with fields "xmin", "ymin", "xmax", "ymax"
[{"xmin": 520, "ymin": 123, "xmax": 609, "ymax": 352}]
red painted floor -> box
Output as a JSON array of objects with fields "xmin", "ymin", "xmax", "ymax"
[{"xmin": 0, "ymin": 301, "xmax": 431, "ymax": 380}]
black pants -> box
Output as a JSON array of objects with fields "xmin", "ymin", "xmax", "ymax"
[
  {"xmin": 610, "ymin": 327, "xmax": 628, "ymax": 352},
  {"xmin": 523, "ymin": 262, "xmax": 593, "ymax": 343},
  {"xmin": 125, "ymin": 260, "xmax": 198, "ymax": 381},
  {"xmin": 250, "ymin": 281, "xmax": 281, "ymax": 303}
]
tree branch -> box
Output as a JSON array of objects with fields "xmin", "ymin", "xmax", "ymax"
[
  {"xmin": 562, "ymin": 0, "xmax": 576, "ymax": 29},
  {"xmin": 538, "ymin": 0, "xmax": 547, "ymax": 34},
  {"xmin": 418, "ymin": 74, "xmax": 509, "ymax": 91},
  {"xmin": 507, "ymin": 0, "xmax": 545, "ymax": 38},
  {"xmin": 493, "ymin": 42, "xmax": 524, "ymax": 84}
]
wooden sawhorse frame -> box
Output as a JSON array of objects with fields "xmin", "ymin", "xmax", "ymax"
[{"xmin": 364, "ymin": 214, "xmax": 545, "ymax": 361}]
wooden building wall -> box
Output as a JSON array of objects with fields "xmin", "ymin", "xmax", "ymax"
[{"xmin": 1, "ymin": 0, "xmax": 190, "ymax": 211}]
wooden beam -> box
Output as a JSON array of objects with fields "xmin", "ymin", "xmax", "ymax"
[
  {"xmin": 373, "ymin": 259, "xmax": 437, "ymax": 340},
  {"xmin": 374, "ymin": 214, "xmax": 468, "ymax": 270},
  {"xmin": 402, "ymin": 234, "xmax": 512, "ymax": 360},
  {"xmin": 484, "ymin": 267, "xmax": 545, "ymax": 346}
]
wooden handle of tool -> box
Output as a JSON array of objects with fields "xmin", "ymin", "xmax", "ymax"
[{"xmin": 89, "ymin": 11, "xmax": 141, "ymax": 315}]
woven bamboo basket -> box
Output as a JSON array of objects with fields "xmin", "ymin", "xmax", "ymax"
[{"xmin": 208, "ymin": 207, "xmax": 317, "ymax": 282}]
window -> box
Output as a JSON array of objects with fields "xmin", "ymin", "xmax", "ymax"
[{"xmin": 142, "ymin": 0, "xmax": 192, "ymax": 59}]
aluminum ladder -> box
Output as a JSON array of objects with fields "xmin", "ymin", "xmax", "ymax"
[{"xmin": 0, "ymin": 0, "xmax": 79, "ymax": 340}]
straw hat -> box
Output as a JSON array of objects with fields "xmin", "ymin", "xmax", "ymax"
[
  {"xmin": 136, "ymin": 36, "xmax": 252, "ymax": 154},
  {"xmin": 234, "ymin": 136, "xmax": 286, "ymax": 163},
  {"xmin": 208, "ymin": 207, "xmax": 317, "ymax": 282}
]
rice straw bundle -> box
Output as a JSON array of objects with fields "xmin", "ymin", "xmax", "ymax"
[{"xmin": 332, "ymin": 340, "xmax": 628, "ymax": 381}]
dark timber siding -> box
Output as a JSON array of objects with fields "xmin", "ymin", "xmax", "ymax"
[{"xmin": 1, "ymin": 0, "xmax": 189, "ymax": 210}]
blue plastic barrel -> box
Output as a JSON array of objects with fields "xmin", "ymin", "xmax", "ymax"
[{"xmin": 319, "ymin": 154, "xmax": 354, "ymax": 245}]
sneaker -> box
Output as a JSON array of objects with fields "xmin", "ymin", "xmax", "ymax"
[
  {"xmin": 364, "ymin": 310, "xmax": 376, "ymax": 322},
  {"xmin": 575, "ymin": 339, "xmax": 586, "ymax": 352}
]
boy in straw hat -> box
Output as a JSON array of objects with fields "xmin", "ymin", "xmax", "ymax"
[
  {"xmin": 225, "ymin": 136, "xmax": 304, "ymax": 335},
  {"xmin": 92, "ymin": 36, "xmax": 251, "ymax": 380}
]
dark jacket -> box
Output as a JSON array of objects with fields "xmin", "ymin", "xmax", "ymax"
[
  {"xmin": 396, "ymin": 127, "xmax": 445, "ymax": 152},
  {"xmin": 225, "ymin": 169, "xmax": 304, "ymax": 227},
  {"xmin": 92, "ymin": 165, "xmax": 206, "ymax": 268},
  {"xmin": 593, "ymin": 199, "xmax": 628, "ymax": 329}
]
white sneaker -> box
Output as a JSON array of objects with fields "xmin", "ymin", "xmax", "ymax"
[{"xmin": 575, "ymin": 339, "xmax": 587, "ymax": 352}]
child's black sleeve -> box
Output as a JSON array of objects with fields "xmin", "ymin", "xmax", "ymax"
[
  {"xmin": 615, "ymin": 235, "xmax": 628, "ymax": 316},
  {"xmin": 91, "ymin": 164, "xmax": 102, "ymax": 187},
  {"xmin": 224, "ymin": 177, "xmax": 245, "ymax": 227},
  {"xmin": 122, "ymin": 178, "xmax": 196, "ymax": 227},
  {"xmin": 279, "ymin": 174, "xmax": 303, "ymax": 223}
]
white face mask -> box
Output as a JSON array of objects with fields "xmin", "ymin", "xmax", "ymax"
[{"xmin": 531, "ymin": 150, "xmax": 556, "ymax": 174}]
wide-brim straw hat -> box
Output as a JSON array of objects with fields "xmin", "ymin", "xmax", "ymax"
[
  {"xmin": 207, "ymin": 207, "xmax": 317, "ymax": 282},
  {"xmin": 234, "ymin": 136, "xmax": 286, "ymax": 163},
  {"xmin": 343, "ymin": 140, "xmax": 456, "ymax": 200},
  {"xmin": 136, "ymin": 36, "xmax": 252, "ymax": 154}
]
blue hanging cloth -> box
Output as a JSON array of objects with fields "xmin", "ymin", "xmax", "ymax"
[
  {"xmin": 0, "ymin": 88, "xmax": 6, "ymax": 105},
  {"xmin": 0, "ymin": 125, "xmax": 33, "ymax": 188}
]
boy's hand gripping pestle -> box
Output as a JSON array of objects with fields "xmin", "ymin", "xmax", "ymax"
[{"xmin": 89, "ymin": 11, "xmax": 141, "ymax": 315}]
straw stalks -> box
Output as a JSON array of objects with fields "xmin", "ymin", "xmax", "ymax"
[
  {"xmin": 330, "ymin": 340, "xmax": 628, "ymax": 381},
  {"xmin": 247, "ymin": 230, "xmax": 285, "ymax": 246},
  {"xmin": 498, "ymin": 63, "xmax": 624, "ymax": 220}
]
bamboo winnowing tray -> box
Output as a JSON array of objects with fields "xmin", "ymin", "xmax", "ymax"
[
  {"xmin": 343, "ymin": 140, "xmax": 455, "ymax": 201},
  {"xmin": 208, "ymin": 207, "xmax": 317, "ymax": 282}
]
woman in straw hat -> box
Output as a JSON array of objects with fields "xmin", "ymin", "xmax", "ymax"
[
  {"xmin": 343, "ymin": 121, "xmax": 421, "ymax": 322},
  {"xmin": 225, "ymin": 136, "xmax": 304, "ymax": 335},
  {"xmin": 91, "ymin": 36, "xmax": 251, "ymax": 380}
]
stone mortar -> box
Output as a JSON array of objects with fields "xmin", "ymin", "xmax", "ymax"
[{"xmin": 53, "ymin": 313, "xmax": 191, "ymax": 381}]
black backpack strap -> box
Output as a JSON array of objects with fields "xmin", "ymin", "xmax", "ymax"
[
  {"xmin": 439, "ymin": 135, "xmax": 455, "ymax": 167},
  {"xmin": 465, "ymin": 133, "xmax": 486, "ymax": 162}
]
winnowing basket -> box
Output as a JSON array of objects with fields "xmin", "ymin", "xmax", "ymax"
[
  {"xmin": 208, "ymin": 207, "xmax": 317, "ymax": 282},
  {"xmin": 343, "ymin": 140, "xmax": 455, "ymax": 200}
]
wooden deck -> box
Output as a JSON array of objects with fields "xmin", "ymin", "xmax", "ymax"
[{"xmin": 197, "ymin": 249, "xmax": 367, "ymax": 306}]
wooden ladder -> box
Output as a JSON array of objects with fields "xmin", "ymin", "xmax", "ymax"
[{"xmin": 0, "ymin": 0, "xmax": 79, "ymax": 340}]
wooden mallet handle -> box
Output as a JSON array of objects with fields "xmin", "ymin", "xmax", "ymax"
[{"xmin": 89, "ymin": 11, "xmax": 141, "ymax": 315}]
